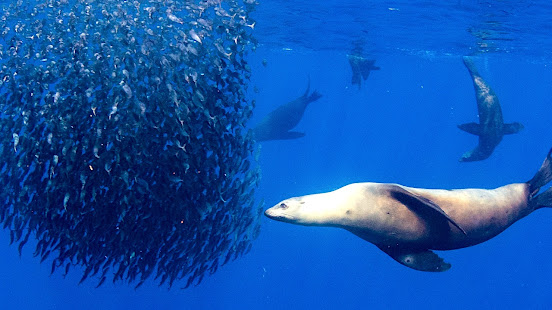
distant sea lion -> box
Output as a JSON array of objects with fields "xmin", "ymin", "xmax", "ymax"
[
  {"xmin": 252, "ymin": 81, "xmax": 322, "ymax": 142},
  {"xmin": 459, "ymin": 56, "xmax": 523, "ymax": 162},
  {"xmin": 347, "ymin": 54, "xmax": 380, "ymax": 89},
  {"xmin": 265, "ymin": 149, "xmax": 552, "ymax": 272}
]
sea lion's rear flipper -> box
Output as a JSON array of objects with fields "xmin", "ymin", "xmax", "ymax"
[
  {"xmin": 377, "ymin": 245, "xmax": 451, "ymax": 272},
  {"xmin": 458, "ymin": 122, "xmax": 482, "ymax": 136},
  {"xmin": 278, "ymin": 131, "xmax": 306, "ymax": 140},
  {"xmin": 528, "ymin": 148, "xmax": 552, "ymax": 196},
  {"xmin": 348, "ymin": 58, "xmax": 361, "ymax": 87},
  {"xmin": 502, "ymin": 122, "xmax": 524, "ymax": 135},
  {"xmin": 462, "ymin": 56, "xmax": 480, "ymax": 76},
  {"xmin": 533, "ymin": 187, "xmax": 552, "ymax": 210},
  {"xmin": 386, "ymin": 185, "xmax": 467, "ymax": 235},
  {"xmin": 303, "ymin": 77, "xmax": 311, "ymax": 98},
  {"xmin": 351, "ymin": 71, "xmax": 361, "ymax": 88},
  {"xmin": 301, "ymin": 78, "xmax": 322, "ymax": 104},
  {"xmin": 306, "ymin": 90, "xmax": 322, "ymax": 104}
]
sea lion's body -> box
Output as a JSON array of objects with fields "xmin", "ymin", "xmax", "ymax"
[
  {"xmin": 265, "ymin": 149, "xmax": 552, "ymax": 272},
  {"xmin": 253, "ymin": 82, "xmax": 322, "ymax": 142},
  {"xmin": 459, "ymin": 57, "xmax": 523, "ymax": 161},
  {"xmin": 302, "ymin": 182, "xmax": 529, "ymax": 250}
]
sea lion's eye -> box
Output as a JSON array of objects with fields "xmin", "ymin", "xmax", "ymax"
[{"xmin": 279, "ymin": 203, "xmax": 288, "ymax": 210}]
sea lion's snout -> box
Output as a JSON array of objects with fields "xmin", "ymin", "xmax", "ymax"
[
  {"xmin": 264, "ymin": 208, "xmax": 276, "ymax": 219},
  {"xmin": 265, "ymin": 202, "xmax": 286, "ymax": 219},
  {"xmin": 265, "ymin": 200, "xmax": 298, "ymax": 223},
  {"xmin": 459, "ymin": 150, "xmax": 475, "ymax": 162}
]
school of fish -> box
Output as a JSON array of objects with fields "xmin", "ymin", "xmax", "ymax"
[{"xmin": 0, "ymin": 0, "xmax": 262, "ymax": 289}]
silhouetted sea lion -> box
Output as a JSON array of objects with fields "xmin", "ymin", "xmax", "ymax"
[
  {"xmin": 265, "ymin": 148, "xmax": 552, "ymax": 272},
  {"xmin": 459, "ymin": 56, "xmax": 523, "ymax": 162},
  {"xmin": 347, "ymin": 54, "xmax": 380, "ymax": 89},
  {"xmin": 252, "ymin": 82, "xmax": 322, "ymax": 142}
]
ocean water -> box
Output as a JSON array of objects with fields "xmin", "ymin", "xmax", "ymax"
[{"xmin": 1, "ymin": 0, "xmax": 552, "ymax": 309}]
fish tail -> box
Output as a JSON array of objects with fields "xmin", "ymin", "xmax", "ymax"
[{"xmin": 527, "ymin": 148, "xmax": 552, "ymax": 208}]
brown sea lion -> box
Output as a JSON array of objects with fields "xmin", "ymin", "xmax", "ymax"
[
  {"xmin": 252, "ymin": 81, "xmax": 322, "ymax": 142},
  {"xmin": 459, "ymin": 56, "xmax": 523, "ymax": 162},
  {"xmin": 265, "ymin": 148, "xmax": 552, "ymax": 272}
]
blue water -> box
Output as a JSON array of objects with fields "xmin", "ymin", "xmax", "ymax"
[{"xmin": 2, "ymin": 1, "xmax": 552, "ymax": 309}]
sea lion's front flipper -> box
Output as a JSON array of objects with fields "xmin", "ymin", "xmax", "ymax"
[
  {"xmin": 386, "ymin": 185, "xmax": 467, "ymax": 235},
  {"xmin": 377, "ymin": 245, "xmax": 451, "ymax": 272},
  {"xmin": 502, "ymin": 122, "xmax": 524, "ymax": 135},
  {"xmin": 458, "ymin": 122, "xmax": 482, "ymax": 136},
  {"xmin": 278, "ymin": 131, "xmax": 306, "ymax": 140},
  {"xmin": 360, "ymin": 60, "xmax": 379, "ymax": 80}
]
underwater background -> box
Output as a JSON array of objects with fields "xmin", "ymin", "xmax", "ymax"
[{"xmin": 1, "ymin": 0, "xmax": 552, "ymax": 309}]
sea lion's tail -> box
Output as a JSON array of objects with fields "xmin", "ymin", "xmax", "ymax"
[{"xmin": 528, "ymin": 148, "xmax": 552, "ymax": 209}]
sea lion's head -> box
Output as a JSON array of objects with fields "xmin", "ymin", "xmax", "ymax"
[
  {"xmin": 459, "ymin": 147, "xmax": 492, "ymax": 162},
  {"xmin": 264, "ymin": 197, "xmax": 306, "ymax": 224},
  {"xmin": 459, "ymin": 149, "xmax": 476, "ymax": 162},
  {"xmin": 265, "ymin": 193, "xmax": 336, "ymax": 226}
]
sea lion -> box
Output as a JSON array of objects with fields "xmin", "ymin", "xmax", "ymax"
[
  {"xmin": 347, "ymin": 54, "xmax": 380, "ymax": 89},
  {"xmin": 459, "ymin": 56, "xmax": 524, "ymax": 162},
  {"xmin": 252, "ymin": 81, "xmax": 322, "ymax": 142},
  {"xmin": 265, "ymin": 148, "xmax": 552, "ymax": 272}
]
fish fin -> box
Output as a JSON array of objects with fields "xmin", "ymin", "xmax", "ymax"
[
  {"xmin": 377, "ymin": 244, "xmax": 451, "ymax": 272},
  {"xmin": 458, "ymin": 122, "xmax": 482, "ymax": 136},
  {"xmin": 502, "ymin": 122, "xmax": 524, "ymax": 135},
  {"xmin": 386, "ymin": 184, "xmax": 467, "ymax": 235},
  {"xmin": 528, "ymin": 148, "xmax": 552, "ymax": 195}
]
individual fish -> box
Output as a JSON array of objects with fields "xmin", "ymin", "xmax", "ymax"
[{"xmin": 12, "ymin": 133, "xmax": 19, "ymax": 152}]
